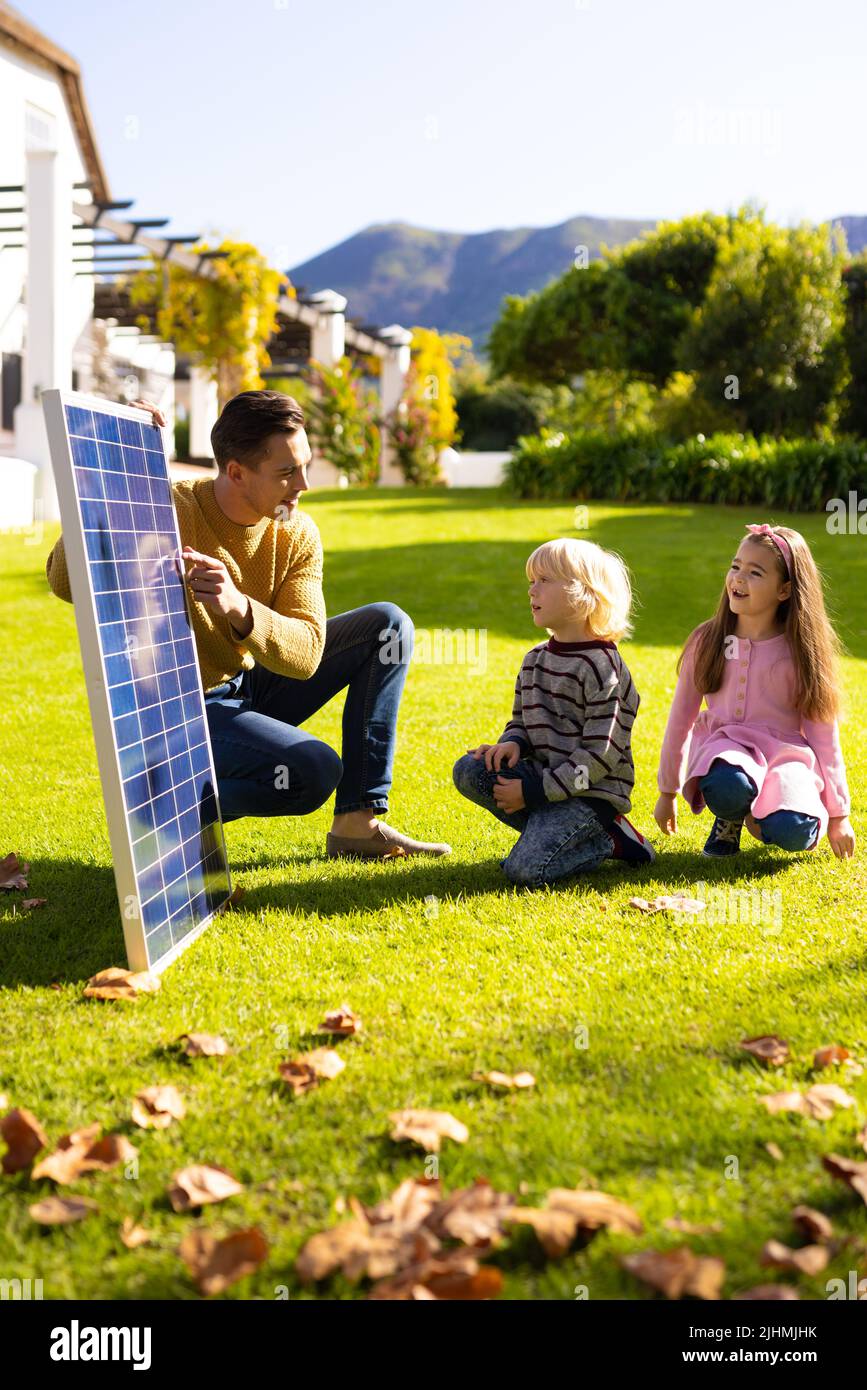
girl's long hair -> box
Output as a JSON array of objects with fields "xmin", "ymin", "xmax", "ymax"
[{"xmin": 678, "ymin": 526, "xmax": 842, "ymax": 723}]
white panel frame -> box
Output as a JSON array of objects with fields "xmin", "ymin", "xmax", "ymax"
[{"xmin": 42, "ymin": 388, "xmax": 232, "ymax": 974}]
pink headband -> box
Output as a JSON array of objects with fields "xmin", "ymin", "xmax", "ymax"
[{"xmin": 746, "ymin": 523, "xmax": 792, "ymax": 577}]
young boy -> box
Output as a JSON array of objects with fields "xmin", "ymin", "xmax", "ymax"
[{"xmin": 452, "ymin": 538, "xmax": 654, "ymax": 886}]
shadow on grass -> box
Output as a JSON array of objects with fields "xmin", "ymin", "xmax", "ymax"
[
  {"xmin": 0, "ymin": 857, "xmax": 125, "ymax": 989},
  {"xmin": 0, "ymin": 837, "xmax": 833, "ymax": 990},
  {"xmin": 235, "ymin": 845, "xmax": 792, "ymax": 918}
]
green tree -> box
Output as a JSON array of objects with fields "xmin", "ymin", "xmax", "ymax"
[
  {"xmin": 604, "ymin": 212, "xmax": 730, "ymax": 386},
  {"xmin": 679, "ymin": 212, "xmax": 847, "ymax": 435},
  {"xmin": 488, "ymin": 260, "xmax": 611, "ymax": 384},
  {"xmin": 840, "ymin": 254, "xmax": 867, "ymax": 436}
]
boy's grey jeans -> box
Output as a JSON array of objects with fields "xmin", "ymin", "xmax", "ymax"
[{"xmin": 452, "ymin": 753, "xmax": 614, "ymax": 887}]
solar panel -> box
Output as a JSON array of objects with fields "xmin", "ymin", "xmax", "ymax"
[{"xmin": 42, "ymin": 389, "xmax": 232, "ymax": 974}]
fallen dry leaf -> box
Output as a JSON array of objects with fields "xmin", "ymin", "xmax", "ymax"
[
  {"xmin": 741, "ymin": 1035, "xmax": 790, "ymax": 1067},
  {"xmin": 31, "ymin": 1124, "xmax": 101, "ymax": 1183},
  {"xmin": 368, "ymin": 1249, "xmax": 502, "ymax": 1300},
  {"xmin": 803, "ymin": 1084, "xmax": 856, "ymax": 1119},
  {"xmin": 178, "ymin": 1032, "xmax": 231, "ymax": 1058},
  {"xmin": 734, "ymin": 1284, "xmax": 800, "ymax": 1301},
  {"xmin": 509, "ymin": 1187, "xmax": 643, "ymax": 1258},
  {"xmin": 279, "ymin": 1048, "xmax": 346, "ymax": 1095},
  {"xmin": 132, "ymin": 1085, "xmax": 185, "ymax": 1130},
  {"xmin": 822, "ymin": 1153, "xmax": 867, "ymax": 1205},
  {"xmin": 179, "ymin": 1227, "xmax": 268, "ymax": 1295},
  {"xmin": 120, "ymin": 1217, "xmax": 152, "ymax": 1249},
  {"xmin": 424, "ymin": 1180, "xmax": 515, "ymax": 1247},
  {"xmin": 20, "ymin": 898, "xmax": 47, "ymax": 911},
  {"xmin": 29, "ymin": 1195, "xmax": 98, "ymax": 1225},
  {"xmin": 472, "ymin": 1070, "xmax": 536, "ymax": 1090},
  {"xmin": 296, "ymin": 1219, "xmax": 373, "ymax": 1282},
  {"xmin": 320, "ymin": 1005, "xmax": 362, "ymax": 1036},
  {"xmin": 0, "ymin": 852, "xmax": 29, "ymax": 891},
  {"xmin": 1, "ymin": 1107, "xmax": 48, "ymax": 1174},
  {"xmin": 388, "ymin": 1109, "xmax": 469, "ymax": 1152},
  {"xmin": 363, "ymin": 1177, "xmax": 442, "ymax": 1233},
  {"xmin": 168, "ymin": 1164, "xmax": 243, "ymax": 1212},
  {"xmin": 507, "ymin": 1206, "xmax": 583, "ymax": 1258},
  {"xmin": 629, "ymin": 893, "xmax": 705, "ymax": 915},
  {"xmin": 813, "ymin": 1044, "xmax": 850, "ymax": 1069},
  {"xmin": 684, "ymin": 1256, "xmax": 726, "ymax": 1300},
  {"xmin": 84, "ymin": 967, "xmax": 160, "ymax": 1000},
  {"xmin": 297, "ymin": 1176, "xmax": 514, "ymax": 1287},
  {"xmin": 621, "ymin": 1247, "xmax": 698, "ymax": 1299},
  {"xmin": 74, "ymin": 1133, "xmax": 137, "ymax": 1173},
  {"xmin": 761, "ymin": 1085, "xmax": 855, "ymax": 1120},
  {"xmin": 546, "ymin": 1188, "xmax": 644, "ymax": 1234},
  {"xmin": 760, "ymin": 1091, "xmax": 804, "ymax": 1115},
  {"xmin": 791, "ymin": 1206, "xmax": 833, "ymax": 1244},
  {"xmin": 32, "ymin": 1128, "xmax": 137, "ymax": 1184},
  {"xmin": 765, "ymin": 1142, "xmax": 784, "ymax": 1161},
  {"xmin": 760, "ymin": 1239, "xmax": 829, "ymax": 1276}
]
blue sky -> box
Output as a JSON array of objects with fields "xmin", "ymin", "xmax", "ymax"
[{"xmin": 22, "ymin": 0, "xmax": 867, "ymax": 268}]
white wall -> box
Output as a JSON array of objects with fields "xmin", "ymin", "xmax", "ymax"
[{"xmin": 0, "ymin": 43, "xmax": 94, "ymax": 367}]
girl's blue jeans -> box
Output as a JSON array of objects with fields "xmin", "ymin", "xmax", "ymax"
[
  {"xmin": 452, "ymin": 752, "xmax": 614, "ymax": 887},
  {"xmin": 699, "ymin": 759, "xmax": 820, "ymax": 851},
  {"xmin": 205, "ymin": 602, "xmax": 413, "ymax": 822}
]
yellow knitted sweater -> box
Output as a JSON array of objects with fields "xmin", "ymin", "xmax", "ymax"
[{"xmin": 45, "ymin": 478, "xmax": 326, "ymax": 692}]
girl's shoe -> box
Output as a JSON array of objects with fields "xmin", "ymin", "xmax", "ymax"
[
  {"xmin": 608, "ymin": 814, "xmax": 656, "ymax": 864},
  {"xmin": 702, "ymin": 817, "xmax": 743, "ymax": 857}
]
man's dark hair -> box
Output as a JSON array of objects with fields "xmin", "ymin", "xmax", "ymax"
[{"xmin": 210, "ymin": 390, "xmax": 305, "ymax": 471}]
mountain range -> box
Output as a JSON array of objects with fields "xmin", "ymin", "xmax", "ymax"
[{"xmin": 289, "ymin": 214, "xmax": 867, "ymax": 353}]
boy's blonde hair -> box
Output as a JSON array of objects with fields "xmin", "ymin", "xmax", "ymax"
[{"xmin": 526, "ymin": 538, "xmax": 633, "ymax": 642}]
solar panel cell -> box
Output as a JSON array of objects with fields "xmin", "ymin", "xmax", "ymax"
[{"xmin": 43, "ymin": 390, "xmax": 232, "ymax": 973}]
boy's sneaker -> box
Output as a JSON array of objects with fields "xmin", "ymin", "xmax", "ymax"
[
  {"xmin": 702, "ymin": 817, "xmax": 743, "ymax": 857},
  {"xmin": 608, "ymin": 814, "xmax": 656, "ymax": 864}
]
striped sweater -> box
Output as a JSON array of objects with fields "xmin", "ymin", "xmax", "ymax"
[{"xmin": 499, "ymin": 637, "xmax": 640, "ymax": 814}]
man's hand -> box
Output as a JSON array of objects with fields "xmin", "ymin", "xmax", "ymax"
[
  {"xmin": 129, "ymin": 398, "xmax": 167, "ymax": 428},
  {"xmin": 182, "ymin": 546, "xmax": 253, "ymax": 635},
  {"xmin": 467, "ymin": 740, "xmax": 522, "ymax": 772},
  {"xmin": 493, "ymin": 775, "xmax": 526, "ymax": 814},
  {"xmin": 654, "ymin": 792, "xmax": 678, "ymax": 835},
  {"xmin": 827, "ymin": 815, "xmax": 856, "ymax": 860}
]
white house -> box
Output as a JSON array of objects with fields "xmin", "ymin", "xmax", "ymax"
[{"xmin": 0, "ymin": 3, "xmax": 470, "ymax": 527}]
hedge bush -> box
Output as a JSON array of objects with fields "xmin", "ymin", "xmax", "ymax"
[{"xmin": 506, "ymin": 428, "xmax": 867, "ymax": 512}]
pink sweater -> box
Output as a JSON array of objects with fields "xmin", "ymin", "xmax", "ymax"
[{"xmin": 657, "ymin": 631, "xmax": 850, "ymax": 830}]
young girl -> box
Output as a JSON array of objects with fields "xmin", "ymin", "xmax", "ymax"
[
  {"xmin": 655, "ymin": 523, "xmax": 856, "ymax": 860},
  {"xmin": 452, "ymin": 537, "xmax": 655, "ymax": 887}
]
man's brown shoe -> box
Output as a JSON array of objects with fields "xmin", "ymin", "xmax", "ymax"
[{"xmin": 326, "ymin": 823, "xmax": 452, "ymax": 860}]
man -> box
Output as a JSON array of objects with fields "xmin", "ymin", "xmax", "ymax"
[{"xmin": 46, "ymin": 389, "xmax": 451, "ymax": 859}]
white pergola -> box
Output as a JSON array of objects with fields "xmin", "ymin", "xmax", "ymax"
[{"xmin": 70, "ymin": 201, "xmax": 413, "ymax": 486}]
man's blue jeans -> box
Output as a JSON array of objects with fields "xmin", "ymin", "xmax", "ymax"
[{"xmin": 205, "ymin": 602, "xmax": 413, "ymax": 822}]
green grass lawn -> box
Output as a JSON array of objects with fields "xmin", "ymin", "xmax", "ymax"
[{"xmin": 1, "ymin": 489, "xmax": 866, "ymax": 1300}]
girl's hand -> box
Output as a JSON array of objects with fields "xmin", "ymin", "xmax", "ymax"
[
  {"xmin": 467, "ymin": 741, "xmax": 522, "ymax": 772},
  {"xmin": 493, "ymin": 775, "xmax": 526, "ymax": 814},
  {"xmin": 827, "ymin": 816, "xmax": 856, "ymax": 860},
  {"xmin": 654, "ymin": 792, "xmax": 678, "ymax": 835}
]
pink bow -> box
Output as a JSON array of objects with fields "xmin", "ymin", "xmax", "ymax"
[{"xmin": 746, "ymin": 523, "xmax": 792, "ymax": 577}]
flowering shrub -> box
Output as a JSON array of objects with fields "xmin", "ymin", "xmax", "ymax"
[{"xmin": 303, "ymin": 356, "xmax": 380, "ymax": 485}]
